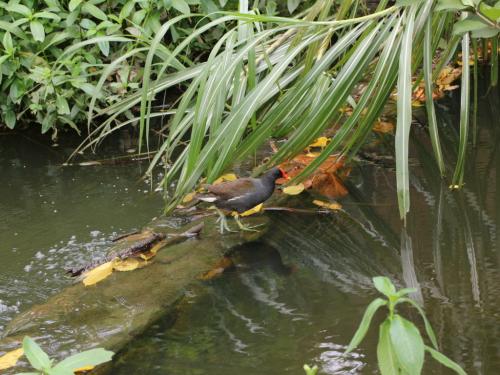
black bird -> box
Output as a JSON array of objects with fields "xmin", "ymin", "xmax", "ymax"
[{"xmin": 198, "ymin": 167, "xmax": 288, "ymax": 232}]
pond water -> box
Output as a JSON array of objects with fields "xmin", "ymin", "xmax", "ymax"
[{"xmin": 1, "ymin": 85, "xmax": 500, "ymax": 375}]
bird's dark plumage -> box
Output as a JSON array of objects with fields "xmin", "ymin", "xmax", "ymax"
[{"xmin": 198, "ymin": 167, "xmax": 286, "ymax": 213}]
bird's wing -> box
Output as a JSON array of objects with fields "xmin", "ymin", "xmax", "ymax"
[{"xmin": 206, "ymin": 179, "xmax": 257, "ymax": 200}]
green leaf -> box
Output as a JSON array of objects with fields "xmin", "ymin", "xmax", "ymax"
[
  {"xmin": 120, "ymin": 0, "xmax": 136, "ymax": 20},
  {"xmin": 51, "ymin": 348, "xmax": 113, "ymax": 373},
  {"xmin": 396, "ymin": 0, "xmax": 423, "ymax": 6},
  {"xmin": 82, "ymin": 3, "xmax": 108, "ymax": 21},
  {"xmin": 378, "ymin": 319, "xmax": 400, "ymax": 375},
  {"xmin": 6, "ymin": 3, "xmax": 31, "ymax": 16},
  {"xmin": 395, "ymin": 6, "xmax": 416, "ymax": 220},
  {"xmin": 345, "ymin": 298, "xmax": 387, "ymax": 353},
  {"xmin": 34, "ymin": 11, "xmax": 61, "ymax": 21},
  {"xmin": 4, "ymin": 109, "xmax": 16, "ymax": 129},
  {"xmin": 22, "ymin": 337, "xmax": 52, "ymax": 371},
  {"xmin": 423, "ymin": 15, "xmax": 445, "ymax": 175},
  {"xmin": 2, "ymin": 32, "xmax": 13, "ymax": 53},
  {"xmin": 425, "ymin": 346, "xmax": 467, "ymax": 375},
  {"xmin": 453, "ymin": 17, "xmax": 489, "ymax": 35},
  {"xmin": 98, "ymin": 40, "xmax": 110, "ymax": 56},
  {"xmin": 69, "ymin": 0, "xmax": 83, "ymax": 12},
  {"xmin": 303, "ymin": 364, "xmax": 319, "ymax": 375},
  {"xmin": 436, "ymin": 0, "xmax": 468, "ymax": 11},
  {"xmin": 30, "ymin": 21, "xmax": 45, "ymax": 42},
  {"xmin": 373, "ymin": 276, "xmax": 396, "ymax": 297},
  {"xmin": 389, "ymin": 315, "xmax": 425, "ymax": 375},
  {"xmin": 287, "ymin": 0, "xmax": 300, "ymax": 13},
  {"xmin": 398, "ymin": 297, "xmax": 438, "ymax": 349},
  {"xmin": 479, "ymin": 3, "xmax": 500, "ymax": 21},
  {"xmin": 56, "ymin": 95, "xmax": 70, "ymax": 115},
  {"xmin": 451, "ymin": 30, "xmax": 470, "ymax": 186},
  {"xmin": 471, "ymin": 27, "xmax": 499, "ymax": 38},
  {"xmin": 172, "ymin": 0, "xmax": 190, "ymax": 14}
]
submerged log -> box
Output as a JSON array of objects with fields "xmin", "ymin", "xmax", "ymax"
[{"xmin": 0, "ymin": 214, "xmax": 268, "ymax": 374}]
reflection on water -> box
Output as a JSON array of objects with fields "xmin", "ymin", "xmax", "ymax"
[{"xmin": 111, "ymin": 87, "xmax": 500, "ymax": 374}]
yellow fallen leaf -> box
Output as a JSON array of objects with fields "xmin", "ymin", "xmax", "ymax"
[
  {"xmin": 0, "ymin": 348, "xmax": 24, "ymax": 370},
  {"xmin": 149, "ymin": 239, "xmax": 167, "ymax": 255},
  {"xmin": 213, "ymin": 173, "xmax": 237, "ymax": 185},
  {"xmin": 236, "ymin": 203, "xmax": 263, "ymax": 217},
  {"xmin": 308, "ymin": 137, "xmax": 329, "ymax": 148},
  {"xmin": 283, "ymin": 183, "xmax": 305, "ymax": 195},
  {"xmin": 112, "ymin": 258, "xmax": 140, "ymax": 272},
  {"xmin": 83, "ymin": 261, "xmax": 114, "ymax": 286},
  {"xmin": 139, "ymin": 251, "xmax": 156, "ymax": 261},
  {"xmin": 182, "ymin": 192, "xmax": 196, "ymax": 203},
  {"xmin": 312, "ymin": 199, "xmax": 342, "ymax": 210}
]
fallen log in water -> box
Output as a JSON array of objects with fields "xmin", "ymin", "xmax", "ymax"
[{"xmin": 0, "ymin": 214, "xmax": 268, "ymax": 374}]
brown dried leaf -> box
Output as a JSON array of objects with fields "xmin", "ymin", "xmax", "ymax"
[
  {"xmin": 283, "ymin": 184, "xmax": 305, "ymax": 195},
  {"xmin": 312, "ymin": 199, "xmax": 342, "ymax": 210}
]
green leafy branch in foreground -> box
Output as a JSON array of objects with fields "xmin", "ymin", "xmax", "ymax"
[
  {"xmin": 345, "ymin": 277, "xmax": 467, "ymax": 375},
  {"xmin": 15, "ymin": 336, "xmax": 113, "ymax": 375}
]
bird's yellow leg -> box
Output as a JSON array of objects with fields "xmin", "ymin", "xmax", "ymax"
[
  {"xmin": 215, "ymin": 208, "xmax": 233, "ymax": 234},
  {"xmin": 233, "ymin": 214, "xmax": 261, "ymax": 232}
]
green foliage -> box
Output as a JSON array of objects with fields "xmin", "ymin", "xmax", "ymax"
[
  {"xmin": 19, "ymin": 336, "xmax": 113, "ymax": 375},
  {"xmin": 345, "ymin": 277, "xmax": 467, "ymax": 375},
  {"xmin": 303, "ymin": 364, "xmax": 319, "ymax": 375},
  {"xmin": 0, "ymin": 0, "xmax": 284, "ymax": 134}
]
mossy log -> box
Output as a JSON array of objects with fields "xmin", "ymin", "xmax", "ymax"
[{"xmin": 0, "ymin": 213, "xmax": 268, "ymax": 374}]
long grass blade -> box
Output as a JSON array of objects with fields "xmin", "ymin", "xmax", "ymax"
[
  {"xmin": 451, "ymin": 31, "xmax": 470, "ymax": 186},
  {"xmin": 395, "ymin": 6, "xmax": 416, "ymax": 221}
]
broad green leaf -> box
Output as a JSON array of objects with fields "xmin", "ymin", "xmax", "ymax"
[
  {"xmin": 120, "ymin": 0, "xmax": 135, "ymax": 20},
  {"xmin": 398, "ymin": 297, "xmax": 438, "ymax": 349},
  {"xmin": 373, "ymin": 276, "xmax": 396, "ymax": 297},
  {"xmin": 471, "ymin": 27, "xmax": 499, "ymax": 38},
  {"xmin": 34, "ymin": 11, "xmax": 61, "ymax": 21},
  {"xmin": 82, "ymin": 3, "xmax": 108, "ymax": 21},
  {"xmin": 453, "ymin": 17, "xmax": 488, "ymax": 35},
  {"xmin": 69, "ymin": 0, "xmax": 82, "ymax": 11},
  {"xmin": 172, "ymin": 0, "xmax": 191, "ymax": 14},
  {"xmin": 389, "ymin": 315, "xmax": 424, "ymax": 375},
  {"xmin": 56, "ymin": 95, "xmax": 70, "ymax": 115},
  {"xmin": 98, "ymin": 40, "xmax": 110, "ymax": 56},
  {"xmin": 425, "ymin": 346, "xmax": 467, "ymax": 375},
  {"xmin": 6, "ymin": 3, "xmax": 31, "ymax": 16},
  {"xmin": 345, "ymin": 298, "xmax": 387, "ymax": 353},
  {"xmin": 22, "ymin": 337, "xmax": 51, "ymax": 371},
  {"xmin": 479, "ymin": 3, "xmax": 500, "ymax": 21},
  {"xmin": 30, "ymin": 21, "xmax": 45, "ymax": 42},
  {"xmin": 51, "ymin": 348, "xmax": 113, "ymax": 373},
  {"xmin": 2, "ymin": 32, "xmax": 13, "ymax": 53},
  {"xmin": 395, "ymin": 288, "xmax": 417, "ymax": 297},
  {"xmin": 287, "ymin": 0, "xmax": 300, "ymax": 14},
  {"xmin": 4, "ymin": 109, "xmax": 15, "ymax": 129},
  {"xmin": 395, "ymin": 6, "xmax": 416, "ymax": 220},
  {"xmin": 378, "ymin": 319, "xmax": 400, "ymax": 375},
  {"xmin": 436, "ymin": 0, "xmax": 468, "ymax": 11}
]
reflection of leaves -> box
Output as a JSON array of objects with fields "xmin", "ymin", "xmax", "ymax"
[{"xmin": 0, "ymin": 348, "xmax": 24, "ymax": 370}]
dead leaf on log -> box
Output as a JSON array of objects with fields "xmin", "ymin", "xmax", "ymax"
[
  {"xmin": 0, "ymin": 348, "xmax": 24, "ymax": 370},
  {"xmin": 113, "ymin": 258, "xmax": 142, "ymax": 272},
  {"xmin": 83, "ymin": 261, "xmax": 114, "ymax": 286}
]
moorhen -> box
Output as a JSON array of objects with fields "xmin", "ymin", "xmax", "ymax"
[{"xmin": 198, "ymin": 167, "xmax": 288, "ymax": 233}]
